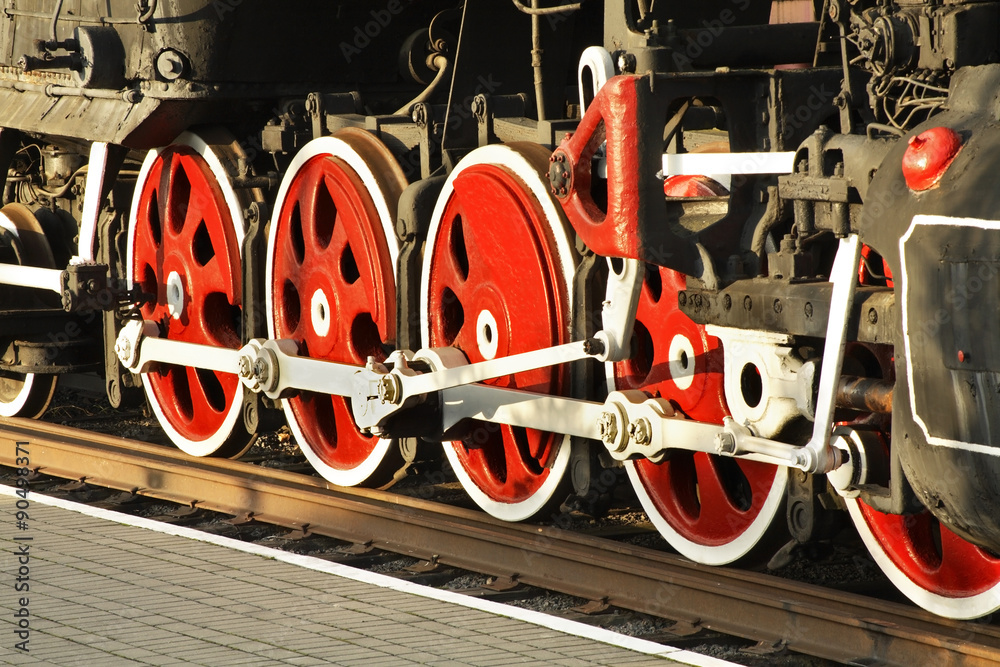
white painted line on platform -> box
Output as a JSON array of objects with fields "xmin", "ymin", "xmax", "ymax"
[{"xmin": 0, "ymin": 485, "xmax": 741, "ymax": 666}]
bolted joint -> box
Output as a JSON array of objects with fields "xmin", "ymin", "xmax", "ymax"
[
  {"xmin": 114, "ymin": 318, "xmax": 152, "ymax": 370},
  {"xmin": 548, "ymin": 151, "xmax": 572, "ymax": 197},
  {"xmin": 238, "ymin": 355, "xmax": 252, "ymax": 379},
  {"xmin": 253, "ymin": 358, "xmax": 269, "ymax": 383},
  {"xmin": 236, "ymin": 339, "xmax": 266, "ymax": 393},
  {"xmin": 582, "ymin": 337, "xmax": 605, "ymax": 357},
  {"xmin": 114, "ymin": 337, "xmax": 131, "ymax": 362}
]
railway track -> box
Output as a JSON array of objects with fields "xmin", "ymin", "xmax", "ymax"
[{"xmin": 1, "ymin": 417, "xmax": 998, "ymax": 666}]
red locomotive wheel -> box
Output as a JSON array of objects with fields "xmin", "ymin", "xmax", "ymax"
[
  {"xmin": 843, "ymin": 254, "xmax": 1000, "ymax": 618},
  {"xmin": 266, "ymin": 132, "xmax": 405, "ymax": 487},
  {"xmin": 616, "ymin": 268, "xmax": 787, "ymax": 564},
  {"xmin": 421, "ymin": 144, "xmax": 575, "ymax": 521},
  {"xmin": 848, "ymin": 500, "xmax": 1000, "ymax": 618},
  {"xmin": 127, "ymin": 132, "xmax": 253, "ymax": 457}
]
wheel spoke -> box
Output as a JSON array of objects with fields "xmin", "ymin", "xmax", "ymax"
[{"xmin": 692, "ymin": 454, "xmax": 741, "ymax": 519}]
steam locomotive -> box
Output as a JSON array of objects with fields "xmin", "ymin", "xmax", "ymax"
[{"xmin": 2, "ymin": 0, "xmax": 999, "ymax": 619}]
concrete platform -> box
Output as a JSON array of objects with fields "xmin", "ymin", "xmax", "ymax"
[{"xmin": 0, "ymin": 487, "xmax": 737, "ymax": 666}]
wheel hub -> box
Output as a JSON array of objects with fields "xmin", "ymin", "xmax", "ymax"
[
  {"xmin": 310, "ymin": 288, "xmax": 332, "ymax": 338},
  {"xmin": 166, "ymin": 271, "xmax": 185, "ymax": 320},
  {"xmin": 476, "ymin": 309, "xmax": 500, "ymax": 361}
]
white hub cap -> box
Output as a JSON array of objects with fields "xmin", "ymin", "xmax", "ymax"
[
  {"xmin": 667, "ymin": 334, "xmax": 696, "ymax": 390},
  {"xmin": 166, "ymin": 271, "xmax": 185, "ymax": 320},
  {"xmin": 310, "ymin": 288, "xmax": 332, "ymax": 338},
  {"xmin": 476, "ymin": 309, "xmax": 499, "ymax": 360}
]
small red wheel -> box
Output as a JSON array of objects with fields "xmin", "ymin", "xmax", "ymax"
[
  {"xmin": 127, "ymin": 132, "xmax": 253, "ymax": 457},
  {"xmin": 266, "ymin": 131, "xmax": 405, "ymax": 487},
  {"xmin": 844, "ymin": 254, "xmax": 1000, "ymax": 618},
  {"xmin": 848, "ymin": 497, "xmax": 1000, "ymax": 618},
  {"xmin": 421, "ymin": 144, "xmax": 575, "ymax": 521},
  {"xmin": 614, "ymin": 267, "xmax": 787, "ymax": 564}
]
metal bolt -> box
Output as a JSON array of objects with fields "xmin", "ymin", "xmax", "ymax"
[
  {"xmin": 715, "ymin": 431, "xmax": 736, "ymax": 455},
  {"xmin": 678, "ymin": 292, "xmax": 687, "ymax": 307},
  {"xmin": 378, "ymin": 376, "xmax": 398, "ymax": 404},
  {"xmin": 253, "ymin": 358, "xmax": 270, "ymax": 383},
  {"xmin": 582, "ymin": 338, "xmax": 605, "ymax": 357},
  {"xmin": 597, "ymin": 412, "xmax": 618, "ymax": 446},
  {"xmin": 238, "ymin": 356, "xmax": 252, "ymax": 379},
  {"xmin": 773, "ymin": 298, "xmax": 782, "ymax": 314},
  {"xmin": 804, "ymin": 302, "xmax": 813, "ymax": 318},
  {"xmin": 744, "ymin": 295, "xmax": 753, "ymax": 311},
  {"xmin": 629, "ymin": 418, "xmax": 651, "ymax": 446},
  {"xmin": 867, "ymin": 308, "xmax": 878, "ymax": 324},
  {"xmin": 471, "ymin": 96, "xmax": 486, "ymax": 121},
  {"xmin": 723, "ymin": 294, "xmax": 732, "ymax": 311}
]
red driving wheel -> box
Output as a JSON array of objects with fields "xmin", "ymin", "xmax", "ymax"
[
  {"xmin": 128, "ymin": 132, "xmax": 252, "ymax": 457},
  {"xmin": 616, "ymin": 267, "xmax": 787, "ymax": 564},
  {"xmin": 421, "ymin": 144, "xmax": 575, "ymax": 521},
  {"xmin": 267, "ymin": 131, "xmax": 405, "ymax": 487}
]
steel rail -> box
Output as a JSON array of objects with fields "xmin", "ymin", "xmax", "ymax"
[{"xmin": 1, "ymin": 418, "xmax": 998, "ymax": 665}]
